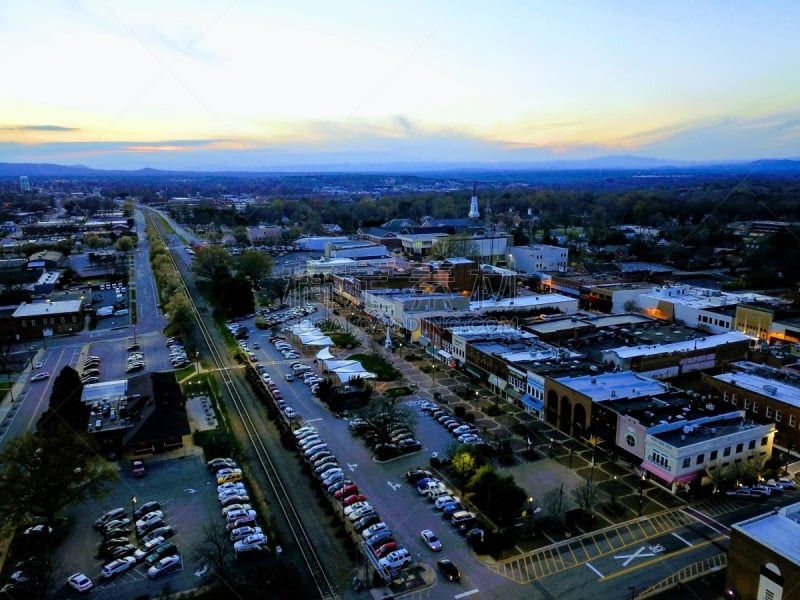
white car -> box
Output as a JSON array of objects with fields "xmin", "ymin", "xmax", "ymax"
[
  {"xmin": 217, "ymin": 482, "xmax": 247, "ymax": 494},
  {"xmin": 135, "ymin": 510, "xmax": 164, "ymax": 530},
  {"xmin": 147, "ymin": 554, "xmax": 182, "ymax": 578},
  {"xmin": 30, "ymin": 372, "xmax": 50, "ymax": 382},
  {"xmin": 67, "ymin": 573, "xmax": 93, "ymax": 592},
  {"xmin": 233, "ymin": 533, "xmax": 268, "ymax": 553},
  {"xmin": 134, "ymin": 536, "xmax": 166, "ymax": 561},
  {"xmin": 221, "ymin": 503, "xmax": 252, "ymax": 517},
  {"xmin": 226, "ymin": 508, "xmax": 257, "ymax": 523},
  {"xmin": 101, "ymin": 556, "xmax": 136, "ymax": 578},
  {"xmin": 420, "ymin": 529, "xmax": 442, "ymax": 551},
  {"xmin": 230, "ymin": 525, "xmax": 263, "ymax": 542}
]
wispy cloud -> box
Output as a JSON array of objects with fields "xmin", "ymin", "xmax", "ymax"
[{"xmin": 0, "ymin": 124, "xmax": 78, "ymax": 132}]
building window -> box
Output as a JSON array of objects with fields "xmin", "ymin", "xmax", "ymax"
[
  {"xmin": 776, "ymin": 410, "xmax": 782, "ymax": 422},
  {"xmin": 21, "ymin": 320, "xmax": 26, "ymax": 327},
  {"xmin": 60, "ymin": 317, "xmax": 65, "ymax": 324},
  {"xmin": 752, "ymin": 402, "xmax": 759, "ymax": 414},
  {"xmin": 682, "ymin": 457, "xmax": 691, "ymax": 468},
  {"xmin": 696, "ymin": 453, "xmax": 704, "ymax": 465},
  {"xmin": 748, "ymin": 440, "xmax": 756, "ymax": 450},
  {"xmin": 723, "ymin": 447, "xmax": 731, "ymax": 457},
  {"xmin": 766, "ymin": 407, "xmax": 773, "ymax": 418},
  {"xmin": 710, "ymin": 450, "xmax": 718, "ymax": 460},
  {"xmin": 791, "ymin": 415, "xmax": 797, "ymax": 428},
  {"xmin": 736, "ymin": 443, "xmax": 743, "ymax": 454},
  {"xmin": 743, "ymin": 399, "xmax": 750, "ymax": 409},
  {"xmin": 30, "ymin": 319, "xmax": 35, "ymax": 326},
  {"xmin": 761, "ymin": 437, "xmax": 768, "ymax": 447},
  {"xmin": 723, "ymin": 391, "xmax": 729, "ymax": 401}
]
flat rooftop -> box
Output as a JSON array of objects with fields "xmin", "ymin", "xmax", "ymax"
[
  {"xmin": 556, "ymin": 370, "xmax": 669, "ymax": 401},
  {"xmin": 733, "ymin": 502, "xmax": 800, "ymax": 566},
  {"xmin": 650, "ymin": 412, "xmax": 767, "ymax": 448},
  {"xmin": 715, "ymin": 363, "xmax": 800, "ymax": 409}
]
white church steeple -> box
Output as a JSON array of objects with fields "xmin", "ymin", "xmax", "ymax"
[{"xmin": 468, "ymin": 182, "xmax": 480, "ymax": 219}]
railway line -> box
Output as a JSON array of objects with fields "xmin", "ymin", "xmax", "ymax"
[{"xmin": 145, "ymin": 211, "xmax": 339, "ymax": 599}]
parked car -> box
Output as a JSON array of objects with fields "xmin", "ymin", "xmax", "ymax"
[
  {"xmin": 134, "ymin": 536, "xmax": 166, "ymax": 561},
  {"xmin": 230, "ymin": 526, "xmax": 263, "ymax": 543},
  {"xmin": 144, "ymin": 543, "xmax": 178, "ymax": 567},
  {"xmin": 378, "ymin": 548, "xmax": 412, "ymax": 570},
  {"xmin": 147, "ymin": 554, "xmax": 181, "ymax": 578},
  {"xmin": 362, "ymin": 522, "xmax": 389, "ymax": 539},
  {"xmin": 142, "ymin": 526, "xmax": 174, "ymax": 544},
  {"xmin": 366, "ymin": 530, "xmax": 393, "ymax": 549},
  {"xmin": 335, "ymin": 484, "xmax": 359, "ymax": 500},
  {"xmin": 134, "ymin": 501, "xmax": 161, "ymax": 519},
  {"xmin": 94, "ymin": 508, "xmax": 125, "ymax": 529},
  {"xmin": 233, "ymin": 533, "xmax": 268, "ymax": 553},
  {"xmin": 101, "ymin": 556, "xmax": 136, "ymax": 579},
  {"xmin": 30, "ymin": 372, "xmax": 50, "ymax": 382},
  {"xmin": 769, "ymin": 478, "xmax": 798, "ymax": 490},
  {"xmin": 221, "ymin": 503, "xmax": 252, "ymax": 517},
  {"xmin": 220, "ymin": 494, "xmax": 250, "ymax": 507},
  {"xmin": 105, "ymin": 544, "xmax": 136, "ymax": 560},
  {"xmin": 102, "ymin": 518, "xmax": 132, "ymax": 533},
  {"xmin": 375, "ymin": 541, "xmax": 399, "ymax": 558}
]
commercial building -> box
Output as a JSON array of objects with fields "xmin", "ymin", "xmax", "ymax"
[{"xmin": 727, "ymin": 502, "xmax": 800, "ymax": 600}]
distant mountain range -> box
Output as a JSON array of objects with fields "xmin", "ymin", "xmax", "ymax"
[{"xmin": 1, "ymin": 157, "xmax": 800, "ymax": 178}]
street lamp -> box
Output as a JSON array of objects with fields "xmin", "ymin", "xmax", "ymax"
[
  {"xmin": 131, "ymin": 496, "xmax": 137, "ymax": 523},
  {"xmin": 638, "ymin": 473, "xmax": 646, "ymax": 516}
]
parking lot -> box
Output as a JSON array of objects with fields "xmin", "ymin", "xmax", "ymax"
[{"xmin": 53, "ymin": 454, "xmax": 217, "ymax": 599}]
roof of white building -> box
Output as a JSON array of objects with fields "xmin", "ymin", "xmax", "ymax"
[
  {"xmin": 13, "ymin": 299, "xmax": 82, "ymax": 317},
  {"xmin": 555, "ymin": 370, "xmax": 668, "ymax": 401},
  {"xmin": 608, "ymin": 331, "xmax": 750, "ymax": 359},
  {"xmin": 469, "ymin": 292, "xmax": 576, "ymax": 312},
  {"xmin": 732, "ymin": 502, "xmax": 800, "ymax": 565},
  {"xmin": 714, "ymin": 370, "xmax": 800, "ymax": 408}
]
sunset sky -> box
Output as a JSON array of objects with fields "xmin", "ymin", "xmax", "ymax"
[{"xmin": 1, "ymin": 1, "xmax": 799, "ymax": 170}]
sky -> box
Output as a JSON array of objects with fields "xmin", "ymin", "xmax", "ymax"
[{"xmin": 1, "ymin": 0, "xmax": 800, "ymax": 171}]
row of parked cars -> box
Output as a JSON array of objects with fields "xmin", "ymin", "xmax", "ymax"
[
  {"xmin": 420, "ymin": 401, "xmax": 484, "ymax": 446},
  {"xmin": 88, "ymin": 502, "xmax": 181, "ymax": 584},
  {"xmin": 726, "ymin": 477, "xmax": 797, "ymax": 499},
  {"xmin": 208, "ymin": 457, "xmax": 268, "ymax": 555},
  {"xmin": 79, "ymin": 354, "xmax": 102, "ymax": 384},
  {"xmin": 257, "ymin": 304, "xmax": 317, "ymax": 329},
  {"xmin": 348, "ymin": 417, "xmax": 422, "ymax": 457},
  {"xmin": 166, "ymin": 337, "xmax": 191, "ymax": 369}
]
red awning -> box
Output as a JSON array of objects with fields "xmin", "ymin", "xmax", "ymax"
[
  {"xmin": 675, "ymin": 471, "xmax": 698, "ymax": 484},
  {"xmin": 641, "ymin": 461, "xmax": 674, "ymax": 483}
]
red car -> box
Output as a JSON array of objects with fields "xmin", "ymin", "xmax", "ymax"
[
  {"xmin": 273, "ymin": 391, "xmax": 283, "ymax": 400},
  {"xmin": 335, "ymin": 484, "xmax": 359, "ymax": 500},
  {"xmin": 375, "ymin": 541, "xmax": 398, "ymax": 558},
  {"xmin": 342, "ymin": 494, "xmax": 367, "ymax": 507}
]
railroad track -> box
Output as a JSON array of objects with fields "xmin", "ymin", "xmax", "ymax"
[{"xmin": 145, "ymin": 211, "xmax": 338, "ymax": 599}]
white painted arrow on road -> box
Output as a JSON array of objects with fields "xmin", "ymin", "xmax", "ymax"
[
  {"xmin": 184, "ymin": 488, "xmax": 197, "ymax": 494},
  {"xmin": 194, "ymin": 564, "xmax": 208, "ymax": 577},
  {"xmin": 388, "ymin": 481, "xmax": 401, "ymax": 491},
  {"xmin": 347, "ymin": 462, "xmax": 358, "ymax": 471}
]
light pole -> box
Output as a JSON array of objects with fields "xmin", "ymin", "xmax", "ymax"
[
  {"xmin": 131, "ymin": 496, "xmax": 137, "ymax": 523},
  {"xmin": 638, "ymin": 473, "xmax": 646, "ymax": 516}
]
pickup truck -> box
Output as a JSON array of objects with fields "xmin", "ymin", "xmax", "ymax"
[{"xmin": 131, "ymin": 460, "xmax": 146, "ymax": 478}]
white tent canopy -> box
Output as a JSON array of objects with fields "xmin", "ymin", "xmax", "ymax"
[{"xmin": 316, "ymin": 347, "xmax": 335, "ymax": 360}]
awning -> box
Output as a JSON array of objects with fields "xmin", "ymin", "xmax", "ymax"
[
  {"xmin": 521, "ymin": 393, "xmax": 544, "ymax": 411},
  {"xmin": 488, "ymin": 374, "xmax": 507, "ymax": 390},
  {"xmin": 641, "ymin": 461, "xmax": 674, "ymax": 483},
  {"xmin": 465, "ymin": 366, "xmax": 483, "ymax": 379},
  {"xmin": 675, "ymin": 471, "xmax": 698, "ymax": 484},
  {"xmin": 505, "ymin": 387, "xmax": 522, "ymax": 400},
  {"xmin": 438, "ymin": 349, "xmax": 453, "ymax": 360}
]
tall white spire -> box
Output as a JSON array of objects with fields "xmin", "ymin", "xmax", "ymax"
[{"xmin": 468, "ymin": 182, "xmax": 480, "ymax": 219}]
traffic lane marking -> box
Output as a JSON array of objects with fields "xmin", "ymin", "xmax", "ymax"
[
  {"xmin": 672, "ymin": 532, "xmax": 693, "ymax": 547},
  {"xmin": 454, "ymin": 590, "xmax": 479, "ymax": 598},
  {"xmin": 586, "ymin": 563, "xmax": 604, "ymax": 578},
  {"xmin": 598, "ymin": 535, "xmax": 727, "ymax": 581}
]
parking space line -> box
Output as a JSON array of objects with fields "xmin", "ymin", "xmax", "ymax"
[
  {"xmin": 671, "ymin": 532, "xmax": 693, "ymax": 547},
  {"xmin": 586, "ymin": 562, "xmax": 603, "ymax": 578}
]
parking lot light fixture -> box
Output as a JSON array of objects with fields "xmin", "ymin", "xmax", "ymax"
[{"xmin": 131, "ymin": 496, "xmax": 137, "ymax": 522}]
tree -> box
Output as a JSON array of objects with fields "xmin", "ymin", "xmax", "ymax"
[
  {"xmin": 572, "ymin": 482, "xmax": 600, "ymax": 513},
  {"xmin": 38, "ymin": 366, "xmax": 86, "ymax": 433},
  {"xmin": 467, "ymin": 465, "xmax": 527, "ymax": 524},
  {"xmin": 0, "ymin": 425, "xmax": 118, "ymax": 531},
  {"xmin": 192, "ymin": 246, "xmax": 233, "ymax": 282},
  {"xmin": 357, "ymin": 396, "xmax": 417, "ymax": 447},
  {"xmin": 237, "ymin": 249, "xmax": 274, "ymax": 288},
  {"xmin": 114, "ymin": 236, "xmax": 134, "ymax": 253},
  {"xmin": 166, "ymin": 292, "xmax": 194, "ymax": 336},
  {"xmin": 450, "ymin": 449, "xmax": 477, "ymax": 495},
  {"xmin": 542, "ymin": 483, "xmax": 567, "ymax": 524},
  {"xmin": 193, "ymin": 520, "xmax": 235, "ymax": 585}
]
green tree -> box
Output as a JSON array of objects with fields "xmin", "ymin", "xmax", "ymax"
[
  {"xmin": 357, "ymin": 396, "xmax": 417, "ymax": 447},
  {"xmin": 236, "ymin": 249, "xmax": 274, "ymax": 288},
  {"xmin": 0, "ymin": 425, "xmax": 118, "ymax": 531},
  {"xmin": 114, "ymin": 236, "xmax": 134, "ymax": 253},
  {"xmin": 450, "ymin": 449, "xmax": 477, "ymax": 494},
  {"xmin": 192, "ymin": 246, "xmax": 233, "ymax": 282},
  {"xmin": 166, "ymin": 293, "xmax": 194, "ymax": 335},
  {"xmin": 467, "ymin": 465, "xmax": 527, "ymax": 524}
]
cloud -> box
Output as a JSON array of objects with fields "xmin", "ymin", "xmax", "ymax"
[{"xmin": 0, "ymin": 124, "xmax": 78, "ymax": 132}]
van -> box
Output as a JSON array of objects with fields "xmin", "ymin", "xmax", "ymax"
[
  {"xmin": 114, "ymin": 309, "xmax": 129, "ymax": 316},
  {"xmin": 451, "ymin": 511, "xmax": 476, "ymax": 529},
  {"xmin": 96, "ymin": 306, "xmax": 114, "ymax": 317}
]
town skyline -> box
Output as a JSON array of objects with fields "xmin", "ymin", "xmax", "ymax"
[{"xmin": 2, "ymin": 1, "xmax": 800, "ymax": 171}]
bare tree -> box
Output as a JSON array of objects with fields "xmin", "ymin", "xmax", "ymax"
[{"xmin": 193, "ymin": 520, "xmax": 235, "ymax": 584}]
